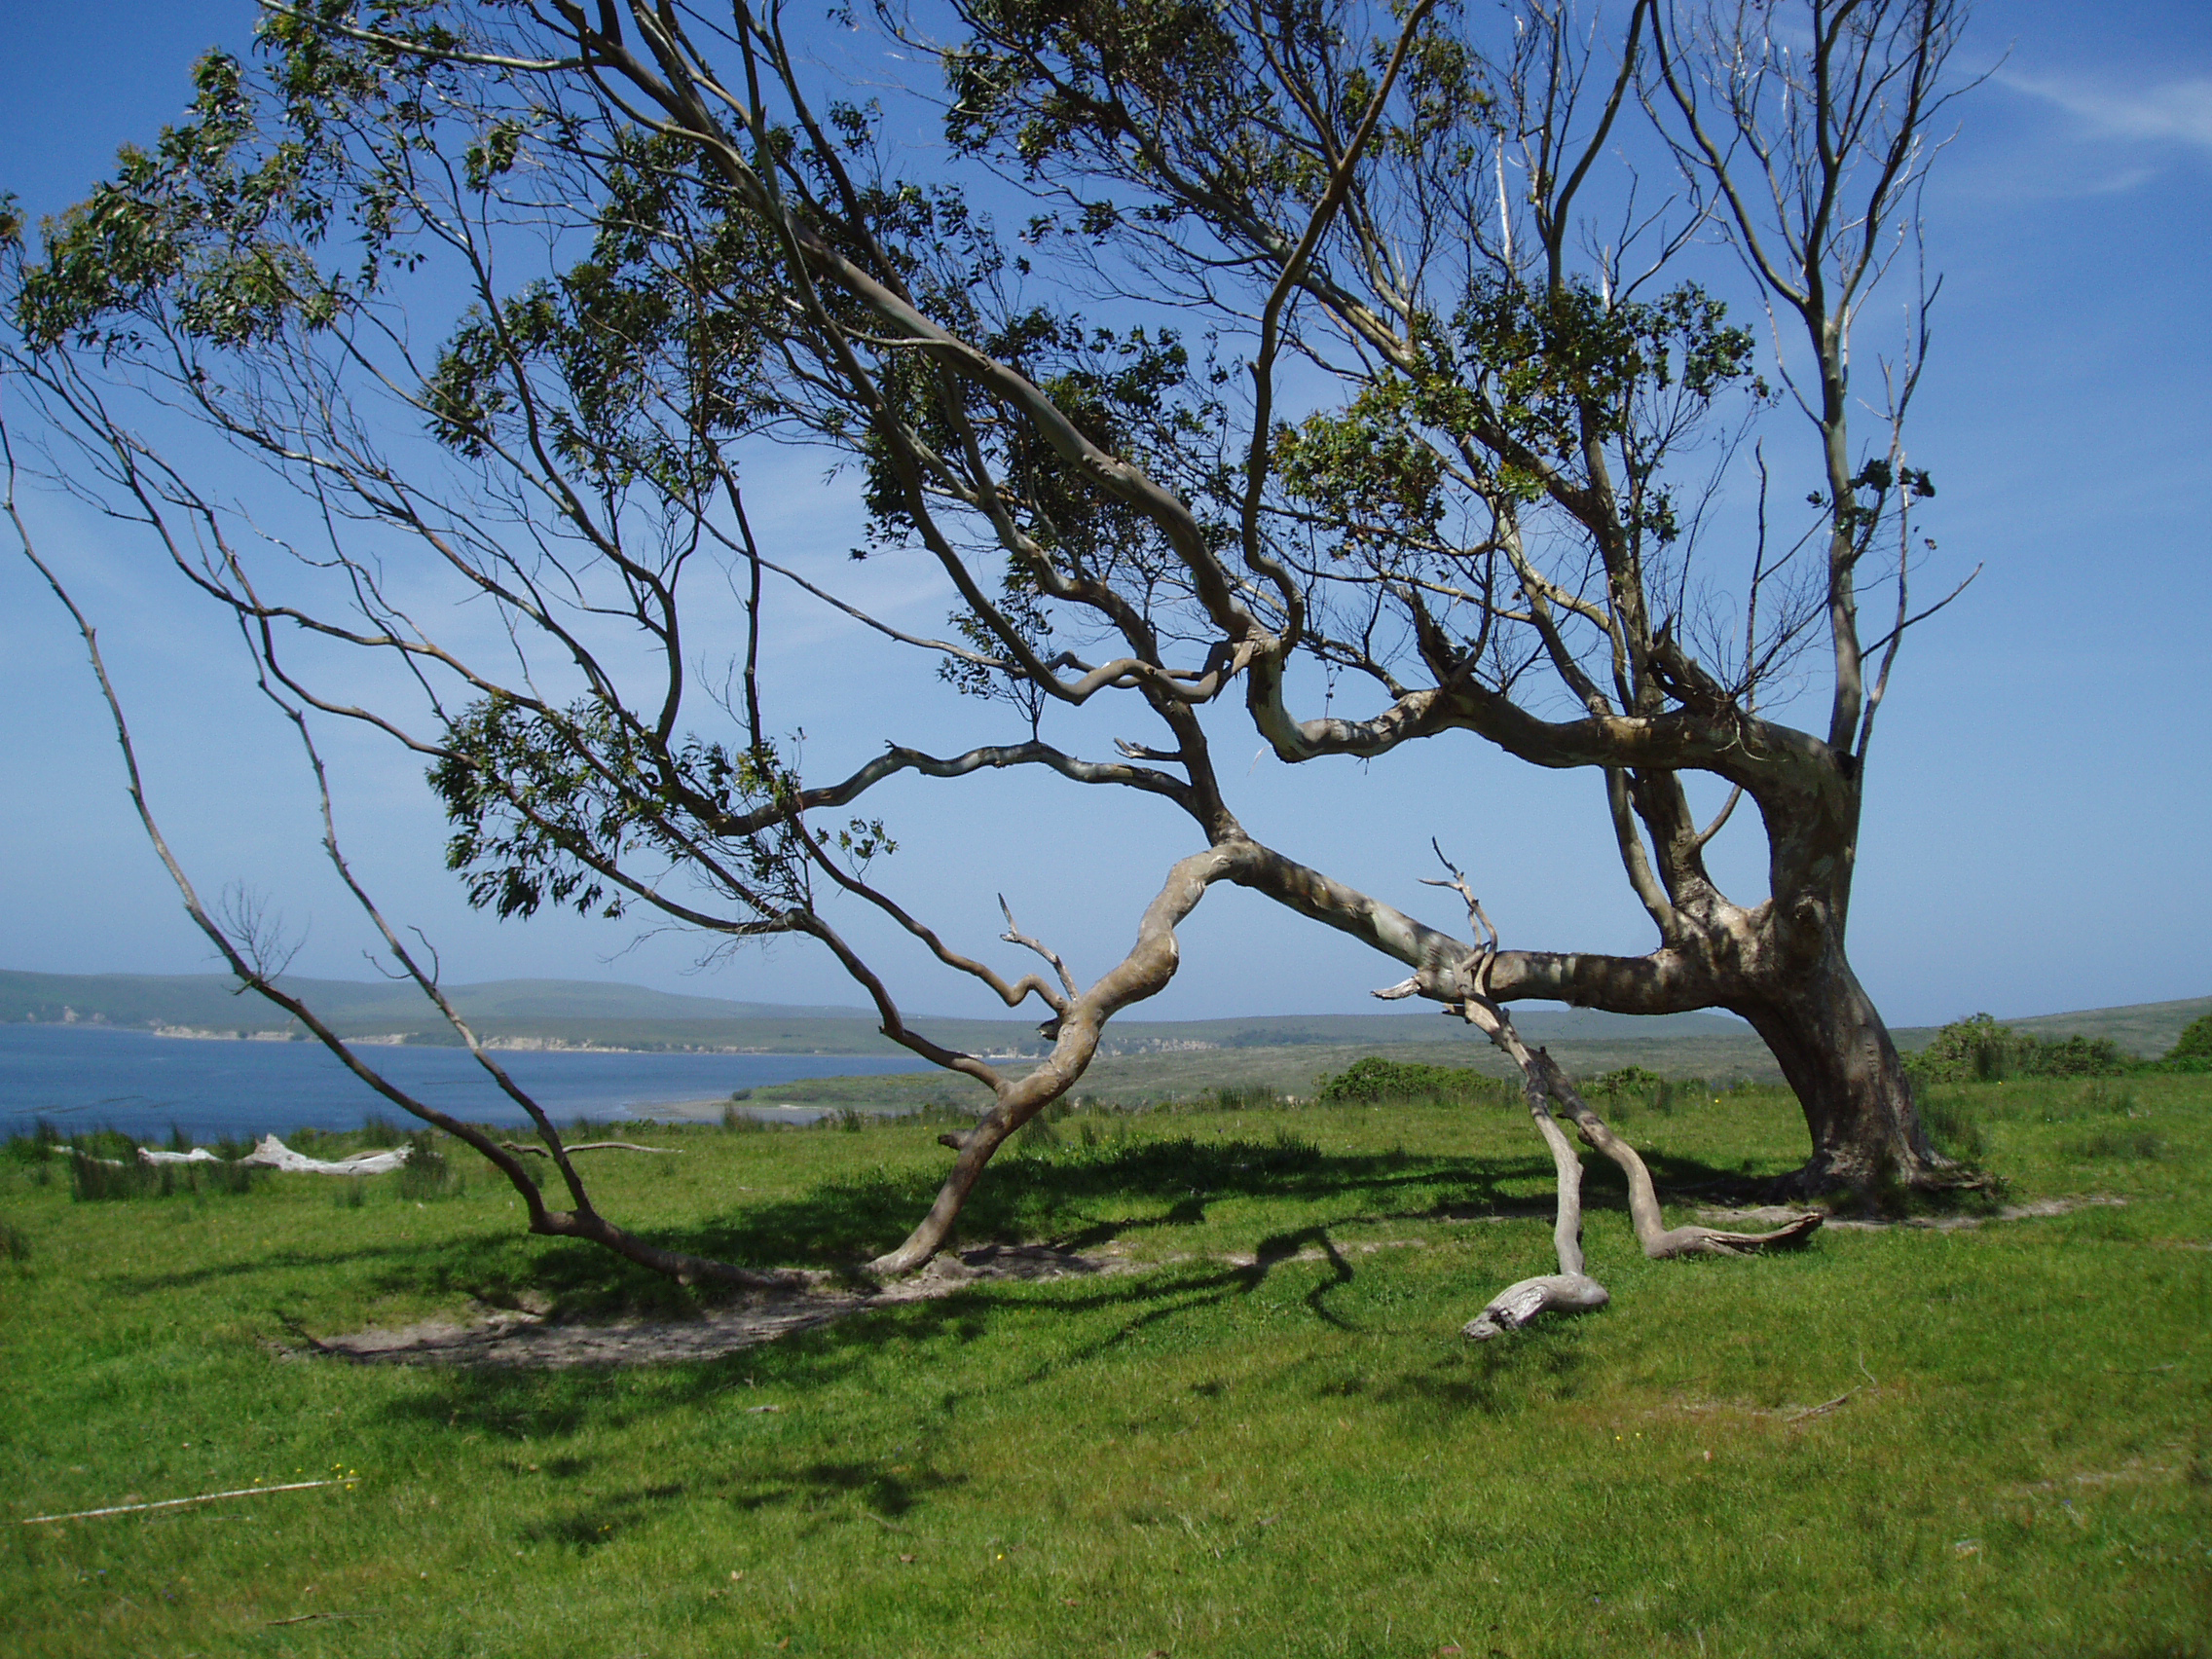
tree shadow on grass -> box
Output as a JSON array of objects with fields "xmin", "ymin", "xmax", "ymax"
[
  {"xmin": 686, "ymin": 1136, "xmax": 1554, "ymax": 1268},
  {"xmin": 102, "ymin": 1136, "xmax": 1796, "ymax": 1358},
  {"xmin": 675, "ymin": 1135, "xmax": 1782, "ymax": 1267},
  {"xmin": 506, "ymin": 1456, "xmax": 975, "ymax": 1556},
  {"xmin": 246, "ymin": 1133, "xmax": 1789, "ymax": 1325}
]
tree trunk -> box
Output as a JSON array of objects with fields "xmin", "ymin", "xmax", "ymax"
[{"xmin": 1734, "ymin": 938, "xmax": 1949, "ymax": 1196}]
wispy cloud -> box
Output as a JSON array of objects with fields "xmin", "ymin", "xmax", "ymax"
[{"xmin": 2001, "ymin": 71, "xmax": 2212, "ymax": 155}]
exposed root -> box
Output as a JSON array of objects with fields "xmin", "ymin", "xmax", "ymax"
[{"xmin": 1761, "ymin": 1152, "xmax": 1997, "ymax": 1202}]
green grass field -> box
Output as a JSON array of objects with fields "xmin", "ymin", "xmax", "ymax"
[{"xmin": 3, "ymin": 1075, "xmax": 2208, "ymax": 1657}]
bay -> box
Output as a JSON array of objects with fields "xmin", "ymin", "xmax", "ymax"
[{"xmin": 0, "ymin": 1024, "xmax": 934, "ymax": 1143}]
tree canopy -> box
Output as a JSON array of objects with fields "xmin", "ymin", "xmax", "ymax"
[{"xmin": 5, "ymin": 0, "xmax": 1975, "ymax": 1302}]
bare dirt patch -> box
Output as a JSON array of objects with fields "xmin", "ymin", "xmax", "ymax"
[
  {"xmin": 286, "ymin": 1243, "xmax": 1124, "ymax": 1370},
  {"xmin": 1697, "ymin": 1195, "xmax": 2130, "ymax": 1233}
]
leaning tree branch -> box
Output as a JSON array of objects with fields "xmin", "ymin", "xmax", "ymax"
[{"xmin": 1384, "ymin": 848, "xmax": 1819, "ymax": 1336}]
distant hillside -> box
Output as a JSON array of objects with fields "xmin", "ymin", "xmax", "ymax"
[
  {"xmin": 1890, "ymin": 997, "xmax": 2210, "ymax": 1061},
  {"xmin": 5, "ymin": 968, "xmax": 2201, "ymax": 1061},
  {"xmin": 0, "ymin": 970, "xmax": 873, "ymax": 1039}
]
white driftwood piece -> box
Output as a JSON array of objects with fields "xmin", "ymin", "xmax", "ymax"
[
  {"xmin": 238, "ymin": 1134, "xmax": 413, "ymax": 1175},
  {"xmin": 1461, "ymin": 1029, "xmax": 1612, "ymax": 1340},
  {"xmin": 498, "ymin": 1140, "xmax": 681, "ymax": 1158},
  {"xmin": 55, "ymin": 1145, "xmax": 129, "ymax": 1167},
  {"xmin": 1463, "ymin": 1272, "xmax": 1611, "ymax": 1341},
  {"xmin": 137, "ymin": 1147, "xmax": 227, "ymax": 1165}
]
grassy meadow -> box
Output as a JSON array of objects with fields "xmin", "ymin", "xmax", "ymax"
[{"xmin": 2, "ymin": 1073, "xmax": 2208, "ymax": 1657}]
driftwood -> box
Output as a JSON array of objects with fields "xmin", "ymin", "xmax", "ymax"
[
  {"xmin": 498, "ymin": 1141, "xmax": 681, "ymax": 1158},
  {"xmin": 1457, "ymin": 1007, "xmax": 1612, "ymax": 1340},
  {"xmin": 239, "ymin": 1135, "xmax": 413, "ymax": 1176},
  {"xmin": 20, "ymin": 1478, "xmax": 342, "ymax": 1526},
  {"xmin": 137, "ymin": 1146, "xmax": 226, "ymax": 1165},
  {"xmin": 75, "ymin": 1139, "xmax": 421, "ymax": 1175}
]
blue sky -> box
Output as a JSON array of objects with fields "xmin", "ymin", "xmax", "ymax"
[{"xmin": 2, "ymin": 1, "xmax": 2206, "ymax": 1026}]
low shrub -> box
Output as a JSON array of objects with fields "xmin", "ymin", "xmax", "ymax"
[
  {"xmin": 1313, "ymin": 1056, "xmax": 1504, "ymax": 1107},
  {"xmin": 2166, "ymin": 1010, "xmax": 2212, "ymax": 1062},
  {"xmin": 1580, "ymin": 1065, "xmax": 1665, "ymax": 1099},
  {"xmin": 395, "ymin": 1131, "xmax": 460, "ymax": 1199},
  {"xmin": 67, "ymin": 1148, "xmax": 153, "ymax": 1201},
  {"xmin": 1909, "ymin": 1014, "xmax": 2126, "ymax": 1084},
  {"xmin": 5, "ymin": 1121, "xmax": 65, "ymax": 1164}
]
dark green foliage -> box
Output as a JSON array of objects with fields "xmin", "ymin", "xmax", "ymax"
[
  {"xmin": 1312, "ymin": 1054, "xmax": 1505, "ymax": 1106},
  {"xmin": 427, "ymin": 692, "xmax": 815, "ymax": 926},
  {"xmin": 2167, "ymin": 1010, "xmax": 2212, "ymax": 1061},
  {"xmin": 5, "ymin": 1119, "xmax": 66, "ymax": 1163},
  {"xmin": 1908, "ymin": 1014, "xmax": 2126, "ymax": 1084},
  {"xmin": 1579, "ymin": 1064, "xmax": 1671, "ymax": 1101}
]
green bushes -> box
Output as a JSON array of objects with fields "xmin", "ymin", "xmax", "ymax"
[
  {"xmin": 1908, "ymin": 1014, "xmax": 2126, "ymax": 1084},
  {"xmin": 1312, "ymin": 1055, "xmax": 1731, "ymax": 1116},
  {"xmin": 2165, "ymin": 1010, "xmax": 2212, "ymax": 1063},
  {"xmin": 1312, "ymin": 1056, "xmax": 1506, "ymax": 1107},
  {"xmin": 1578, "ymin": 1064, "xmax": 1666, "ymax": 1099}
]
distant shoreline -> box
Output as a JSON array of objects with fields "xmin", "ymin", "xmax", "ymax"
[
  {"xmin": 12, "ymin": 1019, "xmax": 1041, "ymax": 1066},
  {"xmin": 19, "ymin": 1019, "xmax": 892, "ymax": 1059}
]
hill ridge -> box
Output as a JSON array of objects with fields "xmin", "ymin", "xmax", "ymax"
[{"xmin": 4, "ymin": 968, "xmax": 2202, "ymax": 1059}]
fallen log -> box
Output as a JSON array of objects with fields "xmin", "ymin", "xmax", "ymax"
[
  {"xmin": 498, "ymin": 1141, "xmax": 682, "ymax": 1158},
  {"xmin": 239, "ymin": 1135, "xmax": 412, "ymax": 1176}
]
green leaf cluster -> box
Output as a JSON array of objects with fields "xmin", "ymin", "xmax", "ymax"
[{"xmin": 427, "ymin": 693, "xmax": 811, "ymax": 925}]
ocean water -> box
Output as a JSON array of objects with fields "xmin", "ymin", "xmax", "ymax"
[{"xmin": 0, "ymin": 1024, "xmax": 935, "ymax": 1144}]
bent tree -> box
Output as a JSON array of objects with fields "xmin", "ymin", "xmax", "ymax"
[{"xmin": 3, "ymin": 0, "xmax": 1973, "ymax": 1324}]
